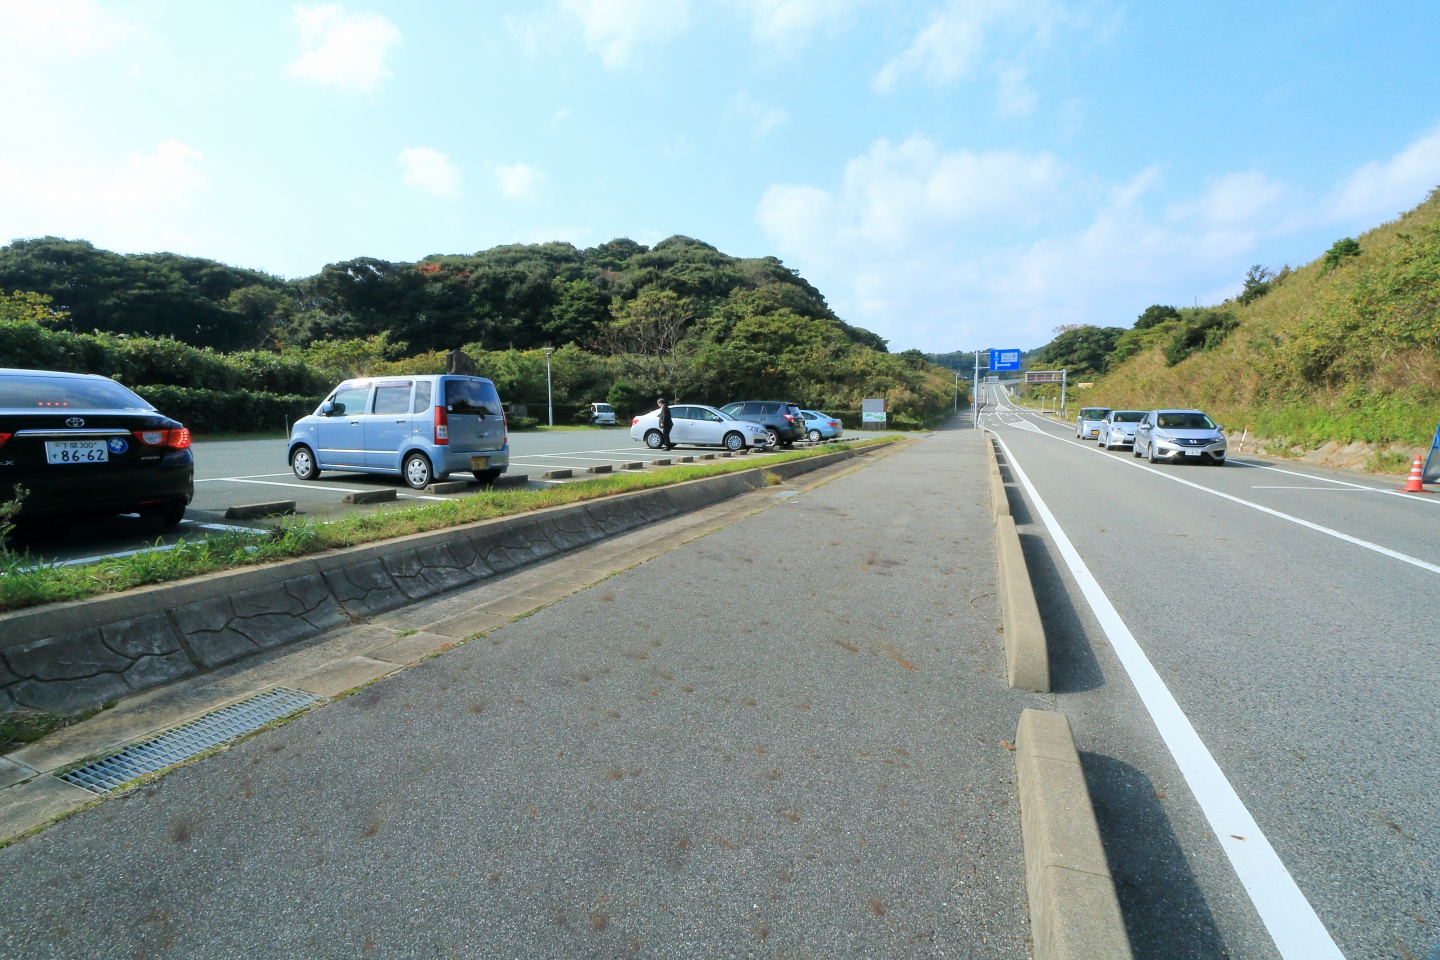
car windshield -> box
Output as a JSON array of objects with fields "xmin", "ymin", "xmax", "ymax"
[
  {"xmin": 1157, "ymin": 412, "xmax": 1217, "ymax": 430},
  {"xmin": 594, "ymin": 403, "xmax": 613, "ymax": 412},
  {"xmin": 1112, "ymin": 411, "xmax": 1145, "ymax": 423},
  {"xmin": 1079, "ymin": 408, "xmax": 1110, "ymax": 420},
  {"xmin": 715, "ymin": 409, "xmax": 737, "ymax": 421},
  {"xmin": 0, "ymin": 375, "xmax": 153, "ymax": 411}
]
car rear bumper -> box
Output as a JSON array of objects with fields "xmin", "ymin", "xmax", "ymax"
[
  {"xmin": 2, "ymin": 456, "xmax": 195, "ymax": 518},
  {"xmin": 441, "ymin": 446, "xmax": 508, "ymax": 476}
]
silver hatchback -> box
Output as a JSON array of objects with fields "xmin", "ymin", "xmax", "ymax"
[{"xmin": 1133, "ymin": 409, "xmax": 1227, "ymax": 464}]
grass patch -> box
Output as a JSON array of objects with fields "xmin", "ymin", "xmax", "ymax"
[
  {"xmin": 1, "ymin": 707, "xmax": 103, "ymax": 753},
  {"xmin": 0, "ymin": 440, "xmax": 887, "ymax": 614}
]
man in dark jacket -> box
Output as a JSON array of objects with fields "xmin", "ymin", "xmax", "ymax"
[{"xmin": 657, "ymin": 398, "xmax": 674, "ymax": 451}]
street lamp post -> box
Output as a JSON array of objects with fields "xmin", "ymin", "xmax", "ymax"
[
  {"xmin": 543, "ymin": 347, "xmax": 554, "ymax": 428},
  {"xmin": 953, "ymin": 371, "xmax": 959, "ymax": 415}
]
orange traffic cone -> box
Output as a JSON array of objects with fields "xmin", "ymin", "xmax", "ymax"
[{"xmin": 1400, "ymin": 455, "xmax": 1430, "ymax": 493}]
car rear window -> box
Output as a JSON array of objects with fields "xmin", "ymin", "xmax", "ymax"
[
  {"xmin": 0, "ymin": 375, "xmax": 152, "ymax": 411},
  {"xmin": 785, "ymin": 405, "xmax": 802, "ymax": 418},
  {"xmin": 444, "ymin": 378, "xmax": 503, "ymax": 417}
]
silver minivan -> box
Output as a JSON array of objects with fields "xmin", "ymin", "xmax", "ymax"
[{"xmin": 288, "ymin": 375, "xmax": 510, "ymax": 488}]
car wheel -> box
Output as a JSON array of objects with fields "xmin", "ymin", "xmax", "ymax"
[
  {"xmin": 723, "ymin": 432, "xmax": 745, "ymax": 452},
  {"xmin": 645, "ymin": 430, "xmax": 664, "ymax": 450},
  {"xmin": 474, "ymin": 468, "xmax": 502, "ymax": 484},
  {"xmin": 1133, "ymin": 441, "xmax": 1143, "ymax": 458},
  {"xmin": 807, "ymin": 429, "xmax": 822, "ymax": 442},
  {"xmin": 1147, "ymin": 442, "xmax": 1161, "ymax": 464},
  {"xmin": 403, "ymin": 452, "xmax": 433, "ymax": 489},
  {"xmin": 766, "ymin": 428, "xmax": 781, "ymax": 448},
  {"xmin": 290, "ymin": 445, "xmax": 320, "ymax": 480},
  {"xmin": 142, "ymin": 501, "xmax": 186, "ymax": 528}
]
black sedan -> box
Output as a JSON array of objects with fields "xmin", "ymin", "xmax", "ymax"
[{"xmin": 0, "ymin": 369, "xmax": 194, "ymax": 527}]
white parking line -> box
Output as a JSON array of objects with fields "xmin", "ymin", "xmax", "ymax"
[
  {"xmin": 214, "ymin": 477, "xmax": 369, "ymax": 494},
  {"xmin": 196, "ymin": 472, "xmax": 293, "ymax": 482},
  {"xmin": 994, "ymin": 432, "xmax": 1346, "ymax": 960}
]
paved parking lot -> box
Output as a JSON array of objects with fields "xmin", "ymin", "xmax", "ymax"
[{"xmin": 11, "ymin": 429, "xmax": 883, "ymax": 566}]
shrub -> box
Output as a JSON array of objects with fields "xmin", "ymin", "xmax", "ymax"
[
  {"xmin": 1164, "ymin": 309, "xmax": 1239, "ymax": 366},
  {"xmin": 1322, "ymin": 237, "xmax": 1362, "ymax": 271},
  {"xmin": 134, "ymin": 385, "xmax": 316, "ymax": 434}
]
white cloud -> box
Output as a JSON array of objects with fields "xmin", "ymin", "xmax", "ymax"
[
  {"xmin": 398, "ymin": 148, "xmax": 461, "ymax": 198},
  {"xmin": 286, "ymin": 4, "xmax": 400, "ymax": 94},
  {"xmin": 728, "ymin": 91, "xmax": 789, "ymax": 138},
  {"xmin": 727, "ymin": 0, "xmax": 862, "ymax": 53},
  {"xmin": 1327, "ymin": 124, "xmax": 1440, "ymax": 224},
  {"xmin": 494, "ymin": 162, "xmax": 546, "ymax": 199},
  {"xmin": 873, "ymin": 0, "xmax": 1109, "ymax": 116},
  {"xmin": 560, "ymin": 0, "xmax": 690, "ymax": 68},
  {"xmin": 0, "ymin": 0, "xmax": 144, "ymax": 59},
  {"xmin": 0, "ymin": 141, "xmax": 211, "ymax": 250}
]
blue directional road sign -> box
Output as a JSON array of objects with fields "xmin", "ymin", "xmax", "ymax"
[{"xmin": 990, "ymin": 349, "xmax": 1021, "ymax": 371}]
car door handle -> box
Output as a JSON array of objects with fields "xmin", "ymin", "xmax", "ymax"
[{"xmin": 395, "ymin": 419, "xmax": 405, "ymax": 423}]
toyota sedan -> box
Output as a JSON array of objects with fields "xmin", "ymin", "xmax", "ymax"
[{"xmin": 631, "ymin": 404, "xmax": 772, "ymax": 451}]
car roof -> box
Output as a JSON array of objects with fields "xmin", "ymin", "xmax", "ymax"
[
  {"xmin": 0, "ymin": 368, "xmax": 113, "ymax": 381},
  {"xmin": 1153, "ymin": 408, "xmax": 1206, "ymax": 414}
]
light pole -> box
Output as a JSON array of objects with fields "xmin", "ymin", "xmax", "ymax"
[
  {"xmin": 953, "ymin": 371, "xmax": 959, "ymax": 415},
  {"xmin": 543, "ymin": 346, "xmax": 554, "ymax": 428}
]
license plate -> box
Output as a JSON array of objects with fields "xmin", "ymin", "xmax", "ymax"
[
  {"xmin": 1185, "ymin": 449, "xmax": 1201, "ymax": 456},
  {"xmin": 470, "ymin": 456, "xmax": 489, "ymax": 470},
  {"xmin": 46, "ymin": 440, "xmax": 108, "ymax": 464}
]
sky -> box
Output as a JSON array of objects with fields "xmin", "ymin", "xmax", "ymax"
[{"xmin": 2, "ymin": 1, "xmax": 1439, "ymax": 353}]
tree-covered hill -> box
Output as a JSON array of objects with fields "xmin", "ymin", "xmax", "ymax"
[{"xmin": 1019, "ymin": 188, "xmax": 1440, "ymax": 468}]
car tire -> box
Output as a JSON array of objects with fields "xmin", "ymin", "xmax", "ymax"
[
  {"xmin": 474, "ymin": 468, "xmax": 502, "ymax": 484},
  {"xmin": 807, "ymin": 429, "xmax": 822, "ymax": 442},
  {"xmin": 1148, "ymin": 443, "xmax": 1161, "ymax": 464},
  {"xmin": 645, "ymin": 430, "xmax": 664, "ymax": 450},
  {"xmin": 403, "ymin": 452, "xmax": 433, "ymax": 489},
  {"xmin": 723, "ymin": 432, "xmax": 745, "ymax": 452},
  {"xmin": 1133, "ymin": 441, "xmax": 1143, "ymax": 458},
  {"xmin": 142, "ymin": 501, "xmax": 186, "ymax": 528},
  {"xmin": 766, "ymin": 428, "xmax": 781, "ymax": 448},
  {"xmin": 290, "ymin": 445, "xmax": 320, "ymax": 480}
]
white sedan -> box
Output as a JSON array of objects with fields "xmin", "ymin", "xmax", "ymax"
[{"xmin": 630, "ymin": 404, "xmax": 773, "ymax": 452}]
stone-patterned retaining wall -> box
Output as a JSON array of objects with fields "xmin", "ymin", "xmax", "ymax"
[{"xmin": 0, "ymin": 448, "xmax": 874, "ymax": 713}]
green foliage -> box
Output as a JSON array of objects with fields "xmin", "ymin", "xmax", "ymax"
[
  {"xmin": 132, "ymin": 385, "xmax": 316, "ymax": 434},
  {"xmin": 1133, "ymin": 304, "xmax": 1181, "ymax": 330},
  {"xmin": 1322, "ymin": 237, "xmax": 1362, "ymax": 271},
  {"xmin": 1162, "ymin": 309, "xmax": 1239, "ymax": 366},
  {"xmin": 1031, "ymin": 325, "xmax": 1126, "ymax": 376},
  {"xmin": 1238, "ymin": 265, "xmax": 1276, "ymax": 305},
  {"xmin": 0, "ymin": 485, "xmax": 26, "ymax": 546}
]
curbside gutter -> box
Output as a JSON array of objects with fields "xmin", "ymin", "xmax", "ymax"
[
  {"xmin": 994, "ymin": 513, "xmax": 1049, "ymax": 692},
  {"xmin": 1015, "ymin": 709, "xmax": 1133, "ymax": 960},
  {"xmin": 0, "ymin": 446, "xmax": 884, "ymax": 714}
]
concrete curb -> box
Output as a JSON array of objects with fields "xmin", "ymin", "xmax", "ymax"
[
  {"xmin": 995, "ymin": 513, "xmax": 1049, "ymax": 692},
  {"xmin": 0, "ymin": 445, "xmax": 886, "ymax": 713},
  {"xmin": 988, "ymin": 437, "xmax": 1009, "ymax": 522},
  {"xmin": 343, "ymin": 489, "xmax": 396, "ymax": 505},
  {"xmin": 1015, "ymin": 709, "xmax": 1133, "ymax": 960},
  {"xmin": 225, "ymin": 501, "xmax": 296, "ymax": 520}
]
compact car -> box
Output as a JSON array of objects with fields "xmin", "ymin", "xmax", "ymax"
[
  {"xmin": 717, "ymin": 401, "xmax": 807, "ymax": 447},
  {"xmin": 1133, "ymin": 409, "xmax": 1227, "ymax": 464},
  {"xmin": 0, "ymin": 368, "xmax": 194, "ymax": 526},
  {"xmin": 589, "ymin": 402, "xmax": 617, "ymax": 426},
  {"xmin": 1096, "ymin": 410, "xmax": 1146, "ymax": 449},
  {"xmin": 1075, "ymin": 407, "xmax": 1112, "ymax": 440},
  {"xmin": 630, "ymin": 404, "xmax": 771, "ymax": 451},
  {"xmin": 288, "ymin": 375, "xmax": 510, "ymax": 489},
  {"xmin": 799, "ymin": 410, "xmax": 842, "ymax": 442}
]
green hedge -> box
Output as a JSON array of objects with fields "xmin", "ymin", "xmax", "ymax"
[
  {"xmin": 1, "ymin": 320, "xmax": 331, "ymax": 396},
  {"xmin": 134, "ymin": 385, "xmax": 316, "ymax": 435}
]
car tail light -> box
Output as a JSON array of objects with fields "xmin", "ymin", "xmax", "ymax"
[
  {"xmin": 434, "ymin": 405, "xmax": 449, "ymax": 444},
  {"xmin": 132, "ymin": 428, "xmax": 191, "ymax": 449},
  {"xmin": 0, "ymin": 432, "xmax": 9, "ymax": 448},
  {"xmin": 783, "ymin": 414, "xmax": 796, "ymax": 422},
  {"xmin": 502, "ymin": 409, "xmax": 508, "ymax": 445},
  {"xmin": 632, "ymin": 417, "xmax": 640, "ymax": 426}
]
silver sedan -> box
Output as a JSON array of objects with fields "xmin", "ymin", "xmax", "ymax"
[{"xmin": 630, "ymin": 404, "xmax": 772, "ymax": 452}]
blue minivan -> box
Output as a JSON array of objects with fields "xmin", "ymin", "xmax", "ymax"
[{"xmin": 288, "ymin": 375, "xmax": 509, "ymax": 489}]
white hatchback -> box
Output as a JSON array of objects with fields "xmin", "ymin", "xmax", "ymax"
[{"xmin": 630, "ymin": 404, "xmax": 772, "ymax": 452}]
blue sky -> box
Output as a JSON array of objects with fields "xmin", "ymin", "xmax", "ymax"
[{"xmin": 2, "ymin": 1, "xmax": 1438, "ymax": 352}]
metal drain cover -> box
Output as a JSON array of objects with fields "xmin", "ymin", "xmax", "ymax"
[{"xmin": 58, "ymin": 687, "xmax": 324, "ymax": 793}]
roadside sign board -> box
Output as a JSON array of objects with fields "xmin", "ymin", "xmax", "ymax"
[
  {"xmin": 990, "ymin": 349, "xmax": 1021, "ymax": 371},
  {"xmin": 862, "ymin": 411, "xmax": 888, "ymax": 423},
  {"xmin": 861, "ymin": 397, "xmax": 887, "ymax": 425},
  {"xmin": 1024, "ymin": 370, "xmax": 1064, "ymax": 383}
]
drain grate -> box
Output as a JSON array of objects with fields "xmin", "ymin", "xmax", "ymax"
[{"xmin": 57, "ymin": 687, "xmax": 324, "ymax": 793}]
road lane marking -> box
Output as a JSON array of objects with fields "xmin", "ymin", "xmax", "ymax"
[
  {"xmin": 211, "ymin": 477, "xmax": 369, "ymax": 494},
  {"xmin": 993, "ymin": 432, "xmax": 1347, "ymax": 960},
  {"xmin": 195, "ymin": 472, "xmax": 293, "ymax": 482},
  {"xmin": 989, "ymin": 398, "xmax": 1440, "ymax": 576},
  {"xmin": 1248, "ymin": 462, "xmax": 1440, "ymax": 506},
  {"xmin": 1248, "ymin": 485, "xmax": 1372, "ymax": 491}
]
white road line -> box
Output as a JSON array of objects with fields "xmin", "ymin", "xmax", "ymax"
[
  {"xmin": 993, "ymin": 432, "xmax": 1346, "ymax": 960},
  {"xmin": 1249, "ymin": 462, "xmax": 1440, "ymax": 506},
  {"xmin": 1248, "ymin": 485, "xmax": 1372, "ymax": 491},
  {"xmin": 196, "ymin": 472, "xmax": 293, "ymax": 482},
  {"xmin": 1011, "ymin": 425, "xmax": 1440, "ymax": 577},
  {"xmin": 217, "ymin": 477, "xmax": 368, "ymax": 494}
]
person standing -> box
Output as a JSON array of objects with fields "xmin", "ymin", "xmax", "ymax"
[{"xmin": 657, "ymin": 397, "xmax": 674, "ymax": 451}]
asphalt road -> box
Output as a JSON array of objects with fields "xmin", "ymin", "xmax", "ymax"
[
  {"xmin": 0, "ymin": 425, "xmax": 1037, "ymax": 959},
  {"xmin": 10, "ymin": 427, "xmax": 882, "ymax": 566},
  {"xmin": 979, "ymin": 384, "xmax": 1439, "ymax": 960}
]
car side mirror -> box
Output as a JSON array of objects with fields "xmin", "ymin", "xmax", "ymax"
[{"xmin": 321, "ymin": 400, "xmax": 334, "ymax": 415}]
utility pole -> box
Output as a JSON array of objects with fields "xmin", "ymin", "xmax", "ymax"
[
  {"xmin": 543, "ymin": 346, "xmax": 554, "ymax": 427},
  {"xmin": 972, "ymin": 350, "xmax": 982, "ymax": 429},
  {"xmin": 1060, "ymin": 368, "xmax": 1067, "ymax": 414}
]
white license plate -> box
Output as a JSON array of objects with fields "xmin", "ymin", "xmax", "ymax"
[
  {"xmin": 46, "ymin": 440, "xmax": 108, "ymax": 464},
  {"xmin": 1185, "ymin": 449, "xmax": 1202, "ymax": 456},
  {"xmin": 470, "ymin": 456, "xmax": 489, "ymax": 470}
]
